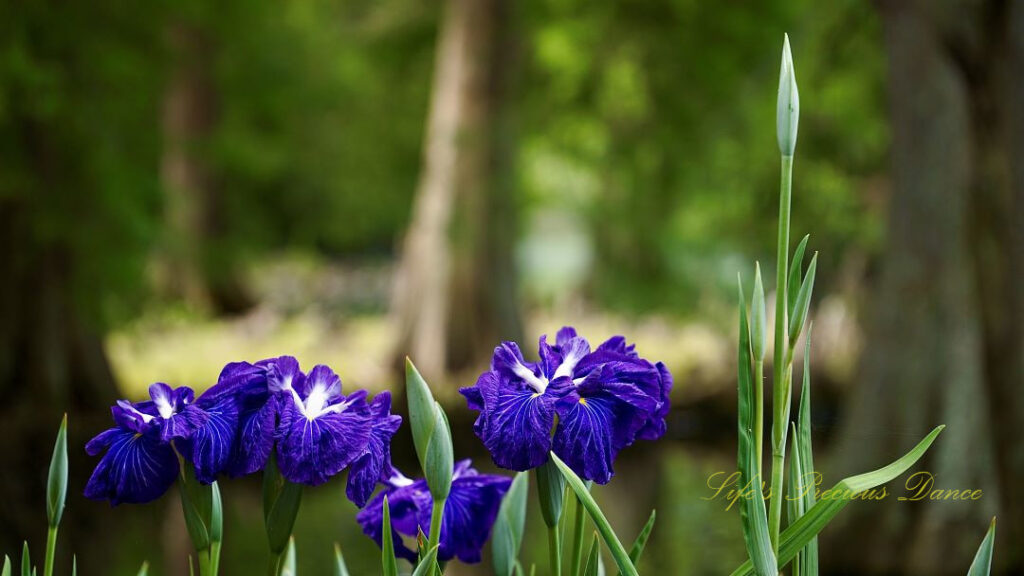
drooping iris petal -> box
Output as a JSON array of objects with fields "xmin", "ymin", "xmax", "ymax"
[
  {"xmin": 182, "ymin": 392, "xmax": 242, "ymax": 484},
  {"xmin": 481, "ymin": 388, "xmax": 557, "ymax": 471},
  {"xmin": 346, "ymin": 391, "xmax": 403, "ymax": 507},
  {"xmin": 276, "ymin": 365, "xmax": 372, "ymax": 486},
  {"xmin": 417, "ymin": 461, "xmax": 512, "ymax": 563},
  {"xmin": 230, "ymin": 393, "xmax": 280, "ymax": 477},
  {"xmin": 84, "ymin": 428, "xmax": 179, "ymax": 505},
  {"xmin": 356, "ymin": 462, "xmax": 511, "ymax": 564},
  {"xmin": 552, "ymin": 378, "xmax": 655, "ymax": 484}
]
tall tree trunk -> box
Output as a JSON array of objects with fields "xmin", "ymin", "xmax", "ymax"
[
  {"xmin": 391, "ymin": 0, "xmax": 522, "ymax": 382},
  {"xmin": 160, "ymin": 23, "xmax": 252, "ymax": 316},
  {"xmin": 826, "ymin": 1, "xmax": 1024, "ymax": 573},
  {"xmin": 0, "ymin": 122, "xmax": 123, "ymax": 574}
]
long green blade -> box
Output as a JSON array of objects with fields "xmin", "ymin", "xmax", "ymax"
[
  {"xmin": 281, "ymin": 538, "xmax": 296, "ymax": 576},
  {"xmin": 787, "ymin": 235, "xmax": 810, "ymax": 316},
  {"xmin": 381, "ymin": 495, "xmax": 398, "ymax": 576},
  {"xmin": 550, "ymin": 453, "xmax": 637, "ymax": 576},
  {"xmin": 411, "ymin": 546, "xmax": 440, "ymax": 576},
  {"xmin": 736, "ymin": 278, "xmax": 778, "ymax": 576},
  {"xmin": 20, "ymin": 541, "xmax": 29, "ymax": 576},
  {"xmin": 730, "ymin": 425, "xmax": 945, "ymax": 575},
  {"xmin": 493, "ymin": 472, "xmax": 529, "ymax": 576},
  {"xmin": 136, "ymin": 563, "xmax": 148, "ymax": 576},
  {"xmin": 797, "ymin": 329, "xmax": 818, "ymax": 575},
  {"xmin": 583, "ymin": 533, "xmax": 601, "ymax": 576},
  {"xmin": 967, "ymin": 518, "xmax": 997, "ymax": 576},
  {"xmin": 333, "ymin": 544, "xmax": 350, "ymax": 576},
  {"xmin": 627, "ymin": 510, "xmax": 656, "ymax": 565},
  {"xmin": 3, "ymin": 555, "xmax": 10, "ymax": 576}
]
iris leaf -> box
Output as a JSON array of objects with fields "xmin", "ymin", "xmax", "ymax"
[
  {"xmin": 266, "ymin": 482, "xmax": 303, "ymax": 555},
  {"xmin": 333, "ymin": 544, "xmax": 350, "ymax": 576},
  {"xmin": 2, "ymin": 555, "xmax": 10, "ymax": 576},
  {"xmin": 281, "ymin": 538, "xmax": 296, "ymax": 576},
  {"xmin": 20, "ymin": 541, "xmax": 29, "ymax": 576},
  {"xmin": 136, "ymin": 563, "xmax": 148, "ymax": 576},
  {"xmin": 788, "ymin": 253, "xmax": 817, "ymax": 347},
  {"xmin": 549, "ymin": 453, "xmax": 636, "ymax": 576},
  {"xmin": 787, "ymin": 235, "xmax": 810, "ymax": 316},
  {"xmin": 381, "ymin": 495, "xmax": 398, "ymax": 576},
  {"xmin": 493, "ymin": 472, "xmax": 529, "ymax": 576},
  {"xmin": 583, "ymin": 533, "xmax": 601, "ymax": 576},
  {"xmin": 730, "ymin": 425, "xmax": 945, "ymax": 575},
  {"xmin": 411, "ymin": 546, "xmax": 440, "ymax": 576},
  {"xmin": 736, "ymin": 277, "xmax": 778, "ymax": 576},
  {"xmin": 797, "ymin": 329, "xmax": 818, "ymax": 575},
  {"xmin": 627, "ymin": 510, "xmax": 656, "ymax": 566},
  {"xmin": 967, "ymin": 518, "xmax": 997, "ymax": 576}
]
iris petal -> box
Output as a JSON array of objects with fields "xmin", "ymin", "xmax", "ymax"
[
  {"xmin": 84, "ymin": 428, "xmax": 178, "ymax": 505},
  {"xmin": 346, "ymin": 392, "xmax": 403, "ymax": 507},
  {"xmin": 185, "ymin": 395, "xmax": 241, "ymax": 484},
  {"xmin": 481, "ymin": 389, "xmax": 555, "ymax": 471},
  {"xmin": 277, "ymin": 398, "xmax": 371, "ymax": 486}
]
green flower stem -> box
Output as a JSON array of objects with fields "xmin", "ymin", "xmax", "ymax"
[
  {"xmin": 569, "ymin": 496, "xmax": 585, "ymax": 576},
  {"xmin": 43, "ymin": 525, "xmax": 57, "ymax": 576},
  {"xmin": 754, "ymin": 359, "xmax": 765, "ymax": 473},
  {"xmin": 769, "ymin": 154, "xmax": 795, "ymax": 552},
  {"xmin": 267, "ymin": 551, "xmax": 282, "ymax": 576},
  {"xmin": 547, "ymin": 523, "xmax": 562, "ymax": 576},
  {"xmin": 427, "ymin": 498, "xmax": 446, "ymax": 576},
  {"xmin": 209, "ymin": 542, "xmax": 221, "ymax": 576}
]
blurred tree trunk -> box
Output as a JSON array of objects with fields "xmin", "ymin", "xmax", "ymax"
[
  {"xmin": 0, "ymin": 125, "xmax": 122, "ymax": 575},
  {"xmin": 826, "ymin": 1, "xmax": 1024, "ymax": 573},
  {"xmin": 391, "ymin": 0, "xmax": 522, "ymax": 382},
  {"xmin": 160, "ymin": 23, "xmax": 252, "ymax": 316}
]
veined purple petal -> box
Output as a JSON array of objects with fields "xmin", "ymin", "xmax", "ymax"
[
  {"xmin": 357, "ymin": 462, "xmax": 511, "ymax": 564},
  {"xmin": 84, "ymin": 428, "xmax": 179, "ymax": 505},
  {"xmin": 229, "ymin": 394, "xmax": 280, "ymax": 477},
  {"xmin": 346, "ymin": 392, "xmax": 403, "ymax": 507},
  {"xmin": 553, "ymin": 377, "xmax": 656, "ymax": 484},
  {"xmin": 260, "ymin": 355, "xmax": 304, "ymax": 394},
  {"xmin": 276, "ymin": 369, "xmax": 372, "ymax": 485},
  {"xmin": 184, "ymin": 394, "xmax": 241, "ymax": 484},
  {"xmin": 421, "ymin": 462, "xmax": 512, "ymax": 563},
  {"xmin": 481, "ymin": 389, "xmax": 556, "ymax": 471}
]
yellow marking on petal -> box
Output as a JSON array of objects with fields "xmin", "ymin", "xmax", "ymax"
[
  {"xmin": 579, "ymin": 397, "xmax": 588, "ymax": 406},
  {"xmin": 532, "ymin": 392, "xmax": 541, "ymax": 399}
]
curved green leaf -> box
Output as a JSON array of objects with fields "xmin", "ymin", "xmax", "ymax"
[
  {"xmin": 382, "ymin": 496, "xmax": 398, "ymax": 576},
  {"xmin": 493, "ymin": 472, "xmax": 529, "ymax": 576},
  {"xmin": 730, "ymin": 425, "xmax": 945, "ymax": 576},
  {"xmin": 967, "ymin": 518, "xmax": 997, "ymax": 576},
  {"xmin": 736, "ymin": 277, "xmax": 778, "ymax": 576},
  {"xmin": 627, "ymin": 510, "xmax": 656, "ymax": 565},
  {"xmin": 549, "ymin": 453, "xmax": 636, "ymax": 576}
]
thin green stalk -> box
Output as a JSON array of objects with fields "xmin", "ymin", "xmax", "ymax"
[
  {"xmin": 547, "ymin": 524, "xmax": 562, "ymax": 576},
  {"xmin": 209, "ymin": 542, "xmax": 221, "ymax": 576},
  {"xmin": 267, "ymin": 552, "xmax": 281, "ymax": 576},
  {"xmin": 769, "ymin": 155, "xmax": 795, "ymax": 552},
  {"xmin": 754, "ymin": 359, "xmax": 765, "ymax": 473},
  {"xmin": 43, "ymin": 525, "xmax": 57, "ymax": 576},
  {"xmin": 427, "ymin": 498, "xmax": 446, "ymax": 576},
  {"xmin": 569, "ymin": 496, "xmax": 585, "ymax": 576}
]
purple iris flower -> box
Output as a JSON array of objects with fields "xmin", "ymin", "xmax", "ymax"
[
  {"xmin": 209, "ymin": 356, "xmax": 401, "ymax": 491},
  {"xmin": 461, "ymin": 327, "xmax": 672, "ymax": 484},
  {"xmin": 356, "ymin": 461, "xmax": 512, "ymax": 564},
  {"xmin": 84, "ymin": 383, "xmax": 203, "ymax": 505}
]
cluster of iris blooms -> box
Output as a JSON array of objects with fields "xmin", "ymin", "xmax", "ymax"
[{"xmin": 83, "ymin": 327, "xmax": 671, "ymax": 569}]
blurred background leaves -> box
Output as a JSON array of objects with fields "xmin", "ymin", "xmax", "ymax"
[{"xmin": 0, "ymin": 0, "xmax": 1021, "ymax": 574}]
